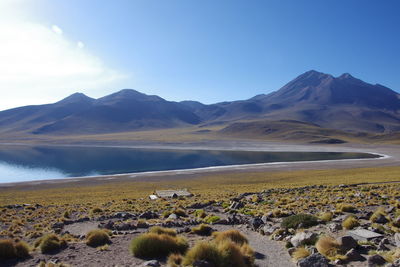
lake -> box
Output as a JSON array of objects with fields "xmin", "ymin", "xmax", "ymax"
[{"xmin": 0, "ymin": 145, "xmax": 379, "ymax": 183}]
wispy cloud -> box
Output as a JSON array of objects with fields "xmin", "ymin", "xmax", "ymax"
[{"xmin": 0, "ymin": 1, "xmax": 126, "ymax": 110}]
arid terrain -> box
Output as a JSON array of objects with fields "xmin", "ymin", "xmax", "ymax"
[{"xmin": 0, "ymin": 141, "xmax": 400, "ymax": 267}]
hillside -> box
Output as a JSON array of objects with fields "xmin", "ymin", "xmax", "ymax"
[{"xmin": 0, "ymin": 70, "xmax": 399, "ymax": 137}]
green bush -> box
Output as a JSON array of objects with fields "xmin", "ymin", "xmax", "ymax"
[
  {"xmin": 205, "ymin": 215, "xmax": 220, "ymax": 224},
  {"xmin": 130, "ymin": 233, "xmax": 188, "ymax": 258},
  {"xmin": 148, "ymin": 226, "xmax": 177, "ymax": 237},
  {"xmin": 86, "ymin": 229, "xmax": 111, "ymax": 247},
  {"xmin": 281, "ymin": 214, "xmax": 318, "ymax": 229},
  {"xmin": 191, "ymin": 224, "xmax": 213, "ymax": 236},
  {"xmin": 0, "ymin": 239, "xmax": 17, "ymax": 259},
  {"xmin": 213, "ymin": 229, "xmax": 248, "ymax": 246},
  {"xmin": 182, "ymin": 239, "xmax": 254, "ymax": 267},
  {"xmin": 36, "ymin": 234, "xmax": 66, "ymax": 254},
  {"xmin": 15, "ymin": 241, "xmax": 30, "ymax": 258}
]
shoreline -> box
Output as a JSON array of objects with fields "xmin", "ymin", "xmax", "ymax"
[{"xmin": 0, "ymin": 140, "xmax": 399, "ymax": 188}]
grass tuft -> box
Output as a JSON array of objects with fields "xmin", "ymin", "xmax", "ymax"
[
  {"xmin": 281, "ymin": 214, "xmax": 319, "ymax": 229},
  {"xmin": 130, "ymin": 233, "xmax": 188, "ymax": 258},
  {"xmin": 148, "ymin": 226, "xmax": 177, "ymax": 237},
  {"xmin": 342, "ymin": 216, "xmax": 359, "ymax": 230},
  {"xmin": 191, "ymin": 224, "xmax": 213, "ymax": 236},
  {"xmin": 86, "ymin": 229, "xmax": 111, "ymax": 247}
]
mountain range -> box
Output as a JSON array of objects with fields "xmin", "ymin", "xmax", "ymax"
[{"xmin": 0, "ymin": 70, "xmax": 399, "ymax": 136}]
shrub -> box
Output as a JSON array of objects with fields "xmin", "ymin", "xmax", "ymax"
[
  {"xmin": 337, "ymin": 203, "xmax": 357, "ymax": 213},
  {"xmin": 148, "ymin": 226, "xmax": 177, "ymax": 237},
  {"xmin": 342, "ymin": 216, "xmax": 359, "ymax": 230},
  {"xmin": 281, "ymin": 214, "xmax": 318, "ymax": 229},
  {"xmin": 191, "ymin": 224, "xmax": 213, "ymax": 236},
  {"xmin": 15, "ymin": 241, "xmax": 30, "ymax": 258},
  {"xmin": 182, "ymin": 239, "xmax": 254, "ymax": 267},
  {"xmin": 205, "ymin": 215, "xmax": 220, "ymax": 224},
  {"xmin": 182, "ymin": 241, "xmax": 221, "ymax": 266},
  {"xmin": 213, "ymin": 230, "xmax": 248, "ymax": 246},
  {"xmin": 91, "ymin": 207, "xmax": 103, "ymax": 214},
  {"xmin": 36, "ymin": 234, "xmax": 66, "ymax": 254},
  {"xmin": 292, "ymin": 247, "xmax": 311, "ymax": 261},
  {"xmin": 174, "ymin": 208, "xmax": 187, "ymax": 217},
  {"xmin": 319, "ymin": 212, "xmax": 333, "ymax": 222},
  {"xmin": 316, "ymin": 236, "xmax": 342, "ymax": 258},
  {"xmin": 130, "ymin": 233, "xmax": 188, "ymax": 258},
  {"xmin": 86, "ymin": 229, "xmax": 110, "ymax": 247},
  {"xmin": 0, "ymin": 239, "xmax": 16, "ymax": 259},
  {"xmin": 194, "ymin": 209, "xmax": 206, "ymax": 218},
  {"xmin": 167, "ymin": 253, "xmax": 183, "ymax": 267}
]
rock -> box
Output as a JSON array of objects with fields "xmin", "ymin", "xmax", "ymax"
[
  {"xmin": 386, "ymin": 206, "xmax": 395, "ymax": 214},
  {"xmin": 291, "ymin": 231, "xmax": 318, "ymax": 247},
  {"xmin": 377, "ymin": 241, "xmax": 388, "ymax": 251},
  {"xmin": 297, "ymin": 253, "xmax": 329, "ymax": 267},
  {"xmin": 374, "ymin": 214, "xmax": 389, "ymax": 224},
  {"xmin": 52, "ymin": 222, "xmax": 64, "ymax": 229},
  {"xmin": 367, "ymin": 254, "xmax": 386, "ymax": 266},
  {"xmin": 137, "ymin": 221, "xmax": 149, "ymax": 228},
  {"xmin": 261, "ymin": 214, "xmax": 270, "ymax": 223},
  {"xmin": 142, "ymin": 260, "xmax": 160, "ymax": 266},
  {"xmin": 338, "ymin": 235, "xmax": 358, "ymax": 252},
  {"xmin": 345, "ymin": 248, "xmax": 365, "ymax": 261},
  {"xmin": 168, "ymin": 213, "xmax": 178, "ymax": 220},
  {"xmin": 249, "ymin": 217, "xmax": 264, "ymax": 230},
  {"xmin": 215, "ymin": 219, "xmax": 229, "ymax": 225},
  {"xmin": 193, "ymin": 260, "xmax": 215, "ymax": 267},
  {"xmin": 102, "ymin": 220, "xmax": 114, "ymax": 230},
  {"xmin": 395, "ymin": 233, "xmax": 400, "ymax": 247},
  {"xmin": 348, "ymin": 229, "xmax": 383, "ymax": 241},
  {"xmin": 139, "ymin": 211, "xmax": 158, "ymax": 219},
  {"xmin": 328, "ymin": 223, "xmax": 342, "ymax": 232},
  {"xmin": 229, "ymin": 201, "xmax": 243, "ymax": 210},
  {"xmin": 262, "ymin": 225, "xmax": 278, "ymax": 235}
]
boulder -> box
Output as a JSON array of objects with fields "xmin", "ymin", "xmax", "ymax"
[
  {"xmin": 262, "ymin": 225, "xmax": 279, "ymax": 235},
  {"xmin": 139, "ymin": 211, "xmax": 158, "ymax": 219},
  {"xmin": 345, "ymin": 248, "xmax": 365, "ymax": 261},
  {"xmin": 374, "ymin": 214, "xmax": 389, "ymax": 224},
  {"xmin": 328, "ymin": 223, "xmax": 342, "ymax": 232},
  {"xmin": 249, "ymin": 217, "xmax": 264, "ymax": 230},
  {"xmin": 367, "ymin": 254, "xmax": 386, "ymax": 266},
  {"xmin": 297, "ymin": 253, "xmax": 329, "ymax": 267},
  {"xmin": 290, "ymin": 231, "xmax": 318, "ymax": 247},
  {"xmin": 338, "ymin": 235, "xmax": 358, "ymax": 252},
  {"xmin": 168, "ymin": 213, "xmax": 178, "ymax": 220}
]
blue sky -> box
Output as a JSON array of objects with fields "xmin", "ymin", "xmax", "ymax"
[{"xmin": 0, "ymin": 0, "xmax": 399, "ymax": 109}]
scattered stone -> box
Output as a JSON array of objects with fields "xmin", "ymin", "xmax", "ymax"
[
  {"xmin": 249, "ymin": 217, "xmax": 264, "ymax": 230},
  {"xmin": 287, "ymin": 247, "xmax": 296, "ymax": 256},
  {"xmin": 52, "ymin": 222, "xmax": 64, "ymax": 229},
  {"xmin": 229, "ymin": 201, "xmax": 244, "ymax": 210},
  {"xmin": 345, "ymin": 248, "xmax": 365, "ymax": 261},
  {"xmin": 367, "ymin": 254, "xmax": 386, "ymax": 266},
  {"xmin": 395, "ymin": 233, "xmax": 400, "ymax": 247},
  {"xmin": 374, "ymin": 214, "xmax": 389, "ymax": 224},
  {"xmin": 338, "ymin": 235, "xmax": 358, "ymax": 252},
  {"xmin": 290, "ymin": 231, "xmax": 318, "ymax": 247},
  {"xmin": 328, "ymin": 223, "xmax": 342, "ymax": 232},
  {"xmin": 262, "ymin": 225, "xmax": 279, "ymax": 236},
  {"xmin": 297, "ymin": 253, "xmax": 329, "ymax": 267},
  {"xmin": 168, "ymin": 213, "xmax": 178, "ymax": 220},
  {"xmin": 348, "ymin": 229, "xmax": 383, "ymax": 241},
  {"xmin": 139, "ymin": 211, "xmax": 158, "ymax": 219},
  {"xmin": 142, "ymin": 260, "xmax": 160, "ymax": 267}
]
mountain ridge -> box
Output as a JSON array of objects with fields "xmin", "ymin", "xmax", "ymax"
[{"xmin": 0, "ymin": 70, "xmax": 399, "ymax": 135}]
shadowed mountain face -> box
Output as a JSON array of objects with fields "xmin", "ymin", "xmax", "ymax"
[{"xmin": 0, "ymin": 71, "xmax": 399, "ymax": 135}]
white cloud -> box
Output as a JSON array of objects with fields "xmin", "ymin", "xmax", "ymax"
[
  {"xmin": 77, "ymin": 41, "xmax": 85, "ymax": 49},
  {"xmin": 0, "ymin": 1, "xmax": 126, "ymax": 110},
  {"xmin": 51, "ymin": 25, "xmax": 63, "ymax": 35}
]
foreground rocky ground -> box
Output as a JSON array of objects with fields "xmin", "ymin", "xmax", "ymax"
[{"xmin": 1, "ymin": 182, "xmax": 400, "ymax": 266}]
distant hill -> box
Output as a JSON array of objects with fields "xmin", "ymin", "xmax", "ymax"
[
  {"xmin": 0, "ymin": 70, "xmax": 399, "ymax": 136},
  {"xmin": 194, "ymin": 70, "xmax": 400, "ymax": 133},
  {"xmin": 0, "ymin": 89, "xmax": 200, "ymax": 134}
]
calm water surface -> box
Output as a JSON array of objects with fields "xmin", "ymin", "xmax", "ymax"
[{"xmin": 0, "ymin": 145, "xmax": 379, "ymax": 183}]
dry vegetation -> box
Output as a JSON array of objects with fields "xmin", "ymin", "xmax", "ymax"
[{"xmin": 0, "ymin": 166, "xmax": 399, "ymax": 265}]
